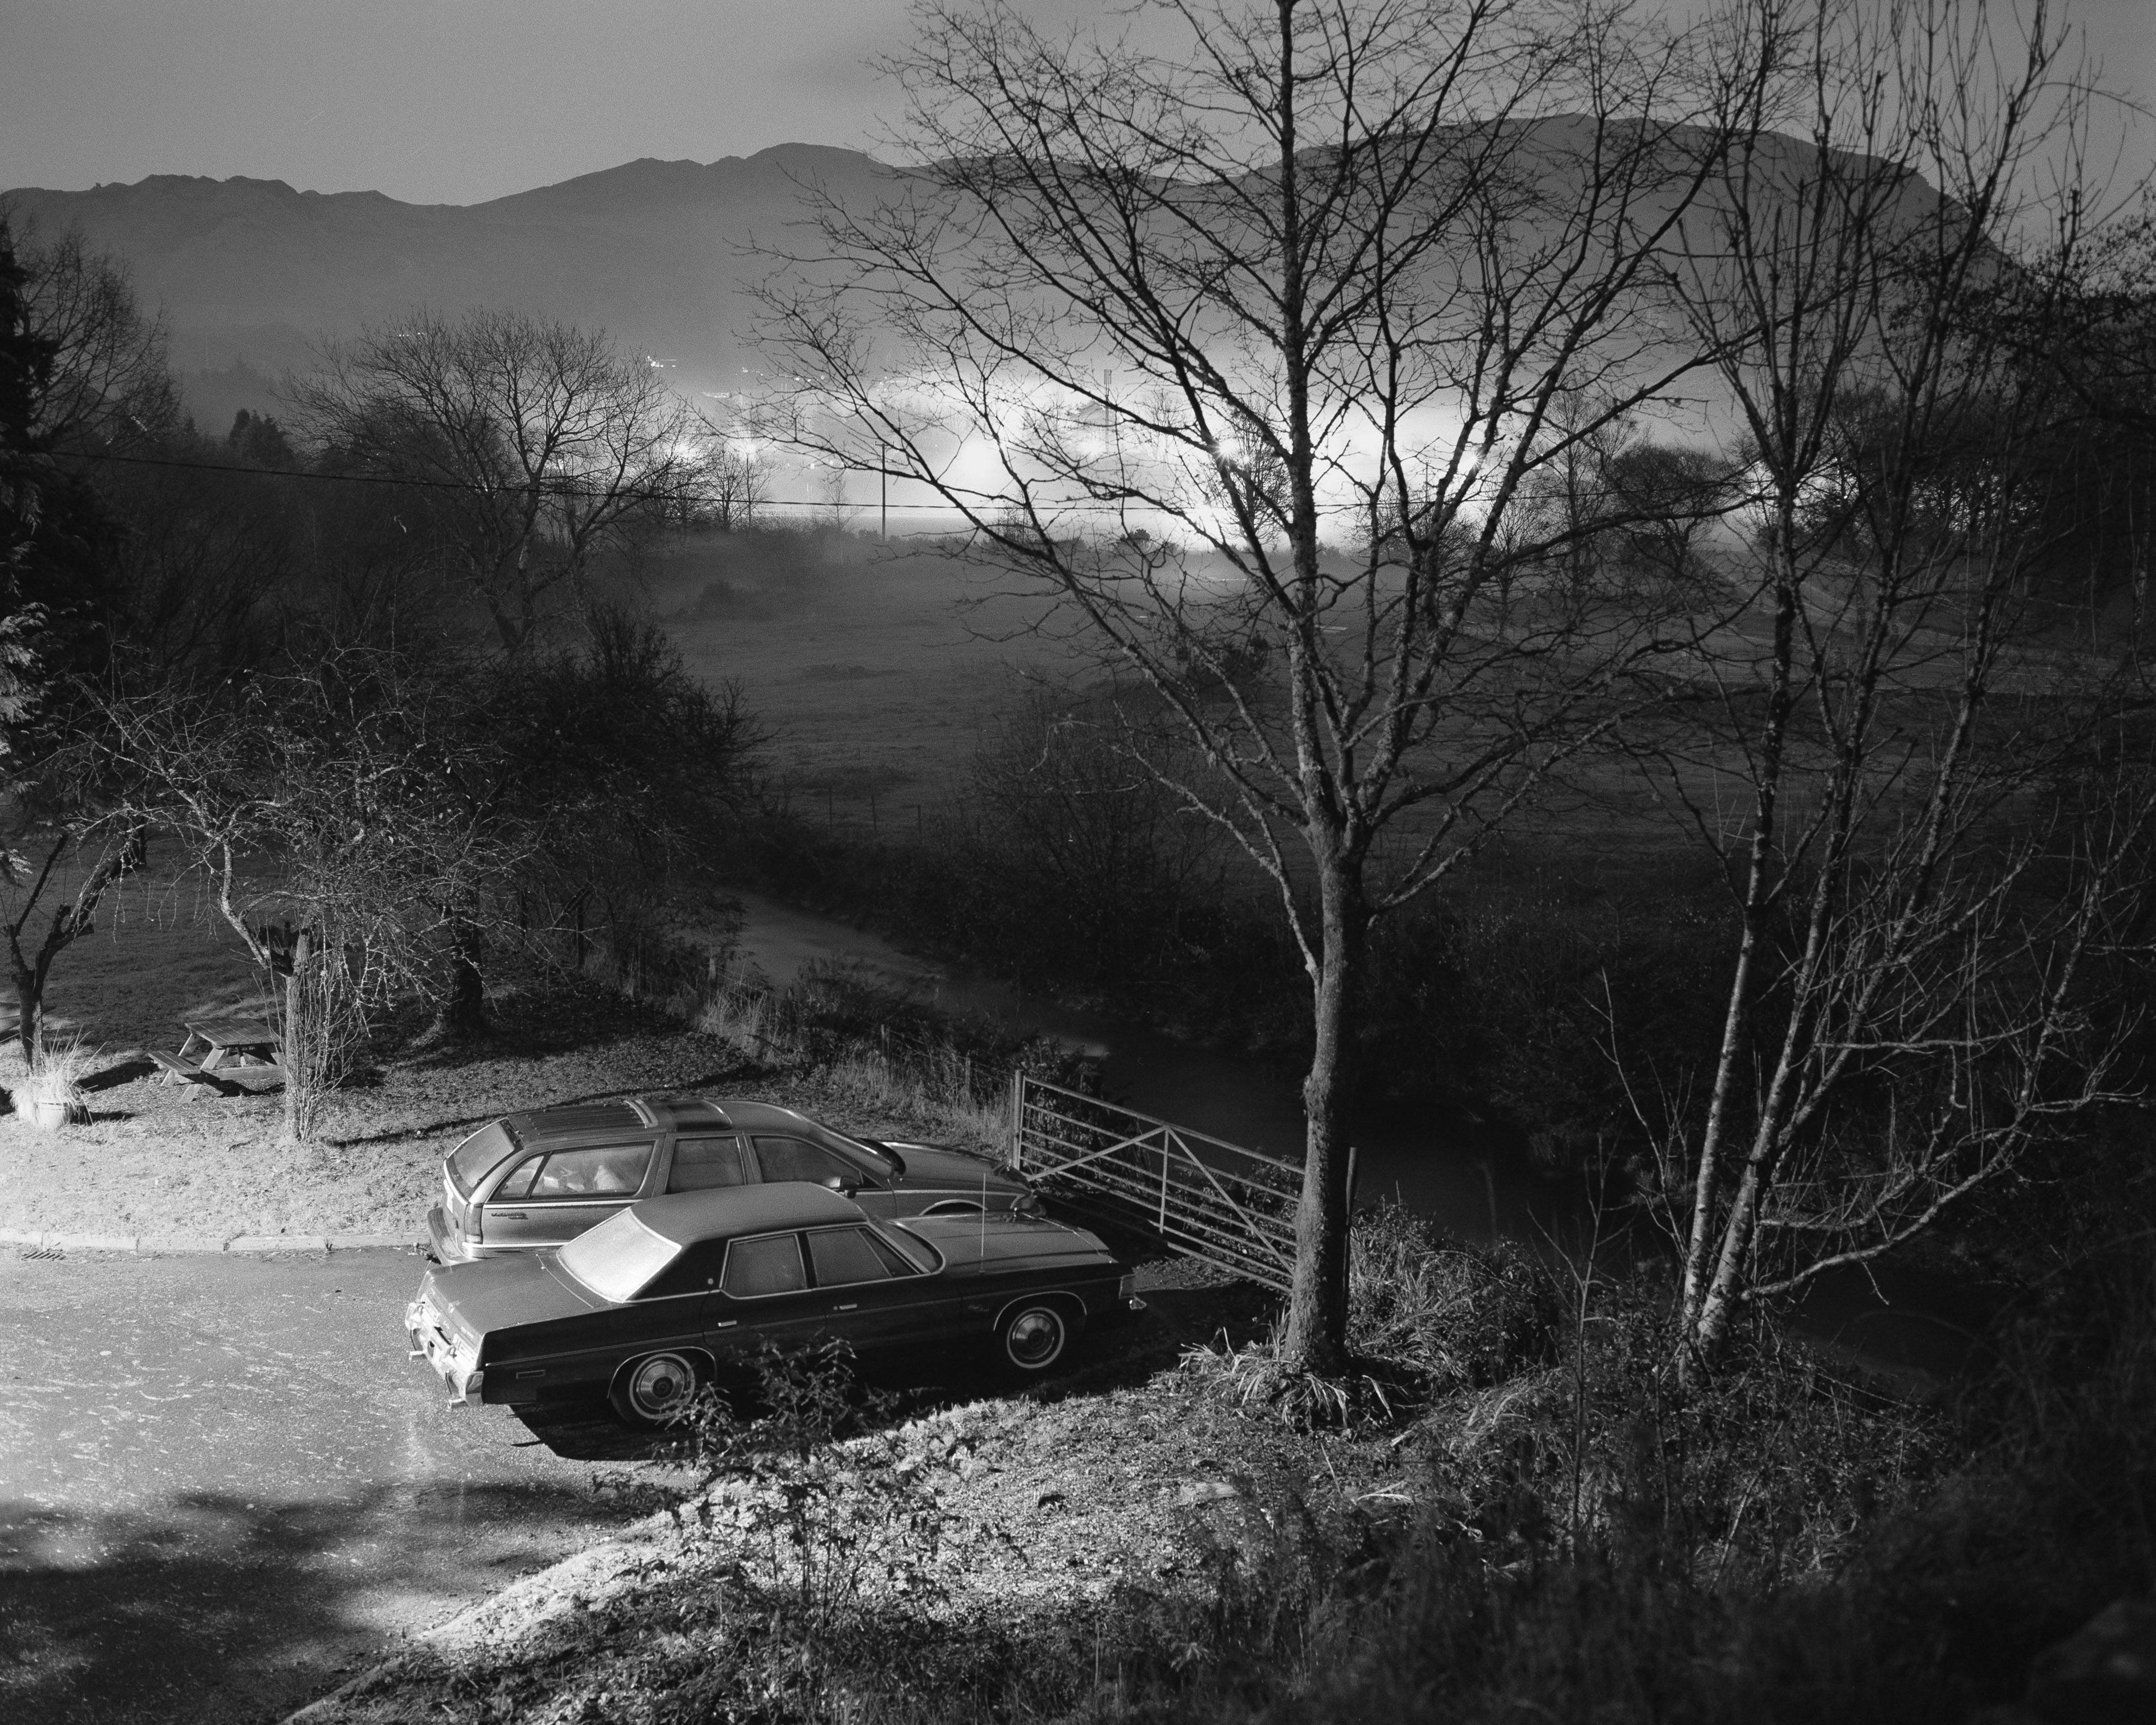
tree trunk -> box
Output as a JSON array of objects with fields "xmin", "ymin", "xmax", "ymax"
[
  {"xmin": 1688, "ymin": 1144, "xmax": 1771, "ymax": 1365},
  {"xmin": 280, "ymin": 927, "xmax": 311, "ymax": 1145},
  {"xmin": 436, "ymin": 928, "xmax": 487, "ymax": 1039},
  {"xmin": 4, "ymin": 829, "xmax": 139, "ymax": 1070},
  {"xmin": 12, "ymin": 962, "xmax": 40, "ymax": 1067},
  {"xmin": 1280, "ymin": 854, "xmax": 1367, "ymax": 1376},
  {"xmin": 1681, "ymin": 554, "xmax": 1799, "ymax": 1328}
]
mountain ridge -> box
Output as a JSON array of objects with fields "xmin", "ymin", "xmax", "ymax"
[{"xmin": 2, "ymin": 144, "xmax": 897, "ymax": 426}]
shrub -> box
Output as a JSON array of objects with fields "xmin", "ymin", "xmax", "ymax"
[
  {"xmin": 16, "ymin": 1033, "xmax": 98, "ymax": 1120},
  {"xmin": 1348, "ymin": 1202, "xmax": 1562, "ymax": 1393},
  {"xmin": 1181, "ymin": 1204, "xmax": 1564, "ymax": 1426}
]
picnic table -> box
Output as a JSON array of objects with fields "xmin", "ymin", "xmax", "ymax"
[{"xmin": 152, "ymin": 1019, "xmax": 285, "ymax": 1092}]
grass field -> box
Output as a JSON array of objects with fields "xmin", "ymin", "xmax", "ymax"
[
  {"xmin": 640, "ymin": 525, "xmax": 1696, "ymax": 881},
  {"xmin": 645, "ymin": 527, "xmax": 1088, "ymax": 833}
]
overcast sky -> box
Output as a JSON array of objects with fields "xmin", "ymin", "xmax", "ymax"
[{"xmin": 3, "ymin": 0, "xmax": 2150, "ymax": 206}]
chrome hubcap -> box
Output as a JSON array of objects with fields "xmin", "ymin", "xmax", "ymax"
[
  {"xmin": 1007, "ymin": 1309, "xmax": 1063, "ymax": 1367},
  {"xmin": 631, "ymin": 1356, "xmax": 690, "ymax": 1413}
]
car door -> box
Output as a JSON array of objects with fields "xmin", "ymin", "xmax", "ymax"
[
  {"xmin": 479, "ymin": 1140, "xmax": 658, "ymax": 1252},
  {"xmin": 706, "ymin": 1230, "xmax": 822, "ymax": 1362},
  {"xmin": 802, "ymin": 1224, "xmax": 955, "ymax": 1352}
]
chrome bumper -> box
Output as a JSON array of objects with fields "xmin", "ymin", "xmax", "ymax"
[
  {"xmin": 405, "ymin": 1297, "xmax": 485, "ymax": 1407},
  {"xmin": 423, "ymin": 1204, "xmax": 474, "ymax": 1265}
]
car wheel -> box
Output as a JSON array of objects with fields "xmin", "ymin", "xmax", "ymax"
[
  {"xmin": 611, "ymin": 1350, "xmax": 702, "ymax": 1427},
  {"xmin": 997, "ymin": 1301, "xmax": 1071, "ymax": 1373}
]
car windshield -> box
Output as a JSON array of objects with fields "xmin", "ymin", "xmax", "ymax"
[
  {"xmin": 557, "ymin": 1209, "xmax": 681, "ymax": 1303},
  {"xmin": 446, "ymin": 1122, "xmax": 517, "ymax": 1197}
]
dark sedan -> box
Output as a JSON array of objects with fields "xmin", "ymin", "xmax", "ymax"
[
  {"xmin": 424, "ymin": 1094, "xmax": 1036, "ymax": 1266},
  {"xmin": 406, "ymin": 1182, "xmax": 1142, "ymax": 1425}
]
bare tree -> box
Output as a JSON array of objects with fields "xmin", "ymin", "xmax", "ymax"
[
  {"xmin": 758, "ymin": 0, "xmax": 1760, "ymax": 1375},
  {"xmin": 4, "ymin": 213, "xmax": 177, "ymax": 457},
  {"xmin": 1629, "ymin": 0, "xmax": 2151, "ymax": 1367},
  {"xmin": 103, "ymin": 652, "xmax": 529, "ymax": 1142},
  {"xmin": 1, "ymin": 825, "xmax": 143, "ymax": 1065},
  {"xmin": 0, "ymin": 215, "xmax": 174, "ymax": 1062},
  {"xmin": 688, "ymin": 418, "xmax": 769, "ymax": 530},
  {"xmin": 289, "ymin": 309, "xmax": 697, "ymax": 655}
]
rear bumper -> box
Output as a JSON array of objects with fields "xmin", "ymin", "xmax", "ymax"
[
  {"xmin": 424, "ymin": 1204, "xmax": 478, "ymax": 1266},
  {"xmin": 405, "ymin": 1297, "xmax": 485, "ymax": 1407}
]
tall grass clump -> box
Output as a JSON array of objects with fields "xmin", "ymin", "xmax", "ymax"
[
  {"xmin": 1181, "ymin": 1202, "xmax": 1564, "ymax": 1426},
  {"xmin": 16, "ymin": 1033, "xmax": 99, "ymax": 1124},
  {"xmin": 695, "ymin": 957, "xmax": 1090, "ymax": 1150}
]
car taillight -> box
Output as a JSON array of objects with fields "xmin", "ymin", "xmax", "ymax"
[{"xmin": 1117, "ymin": 1272, "xmax": 1136, "ymax": 1302}]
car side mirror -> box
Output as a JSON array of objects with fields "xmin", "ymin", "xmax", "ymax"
[{"xmin": 824, "ymin": 1175, "xmax": 858, "ymax": 1197}]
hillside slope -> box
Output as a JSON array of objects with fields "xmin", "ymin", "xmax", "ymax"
[{"xmin": 3, "ymin": 144, "xmax": 892, "ymax": 419}]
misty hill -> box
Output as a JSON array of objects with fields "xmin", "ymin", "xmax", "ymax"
[
  {"xmin": 5, "ymin": 128, "xmax": 1944, "ymax": 444},
  {"xmin": 2, "ymin": 145, "xmax": 894, "ymax": 427}
]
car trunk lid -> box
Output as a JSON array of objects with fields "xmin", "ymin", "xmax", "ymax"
[{"xmin": 422, "ymin": 1251, "xmax": 606, "ymax": 1344}]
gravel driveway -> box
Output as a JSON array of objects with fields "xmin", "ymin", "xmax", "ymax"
[{"xmin": 0, "ymin": 1245, "xmax": 674, "ymax": 1725}]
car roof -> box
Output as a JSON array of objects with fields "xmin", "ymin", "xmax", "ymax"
[
  {"xmin": 501, "ymin": 1096, "xmax": 834, "ymax": 1142},
  {"xmin": 632, "ymin": 1180, "xmax": 867, "ymax": 1245}
]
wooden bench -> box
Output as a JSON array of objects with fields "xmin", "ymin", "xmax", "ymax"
[
  {"xmin": 154, "ymin": 1023, "xmax": 286, "ymax": 1095},
  {"xmin": 177, "ymin": 1019, "xmax": 281, "ymax": 1073},
  {"xmin": 149, "ymin": 1049, "xmax": 223, "ymax": 1090}
]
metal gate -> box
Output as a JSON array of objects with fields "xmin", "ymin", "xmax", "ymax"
[{"xmin": 1009, "ymin": 1075, "xmax": 1301, "ymax": 1293}]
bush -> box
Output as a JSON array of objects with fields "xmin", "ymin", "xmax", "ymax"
[
  {"xmin": 1181, "ymin": 1204, "xmax": 1564, "ymax": 1426},
  {"xmin": 1348, "ymin": 1202, "xmax": 1562, "ymax": 1393}
]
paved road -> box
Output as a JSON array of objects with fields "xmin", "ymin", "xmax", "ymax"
[{"xmin": 0, "ymin": 1245, "xmax": 678, "ymax": 1725}]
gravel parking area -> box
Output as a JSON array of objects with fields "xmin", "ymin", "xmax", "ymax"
[{"xmin": 0, "ymin": 974, "xmax": 1004, "ymax": 1248}]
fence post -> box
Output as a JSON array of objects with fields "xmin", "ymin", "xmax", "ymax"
[
  {"xmin": 1008, "ymin": 1070, "xmax": 1024, "ymax": 1174},
  {"xmin": 1158, "ymin": 1130, "xmax": 1171, "ymax": 1233}
]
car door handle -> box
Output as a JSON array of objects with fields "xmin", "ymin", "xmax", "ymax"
[
  {"xmin": 832, "ymin": 1303, "xmax": 859, "ymax": 1312},
  {"xmin": 492, "ymin": 1211, "xmax": 528, "ymax": 1220}
]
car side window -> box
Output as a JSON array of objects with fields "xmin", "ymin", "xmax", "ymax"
[
  {"xmin": 490, "ymin": 1155, "xmax": 545, "ymax": 1201},
  {"xmin": 638, "ymin": 1239, "xmax": 729, "ymax": 1300},
  {"xmin": 666, "ymin": 1136, "xmax": 747, "ymax": 1193},
  {"xmin": 807, "ymin": 1226, "xmax": 905, "ymax": 1288},
  {"xmin": 751, "ymin": 1137, "xmax": 855, "ymax": 1186},
  {"xmin": 721, "ymin": 1233, "xmax": 807, "ymax": 1298},
  {"xmin": 525, "ymin": 1143, "xmax": 655, "ymax": 1200}
]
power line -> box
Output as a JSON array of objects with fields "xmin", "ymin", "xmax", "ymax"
[
  {"xmin": 50, "ymin": 445, "xmax": 711, "ymax": 505},
  {"xmin": 48, "ymin": 445, "xmax": 1362, "ymax": 518}
]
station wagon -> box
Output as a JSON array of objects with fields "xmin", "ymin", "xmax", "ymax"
[{"xmin": 424, "ymin": 1095, "xmax": 1037, "ymax": 1265}]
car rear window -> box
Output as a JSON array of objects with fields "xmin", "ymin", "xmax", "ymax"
[
  {"xmin": 446, "ymin": 1122, "xmax": 517, "ymax": 1197},
  {"xmin": 882, "ymin": 1222, "xmax": 943, "ymax": 1274},
  {"xmin": 722, "ymin": 1233, "xmax": 807, "ymax": 1298},
  {"xmin": 558, "ymin": 1210, "xmax": 681, "ymax": 1303}
]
